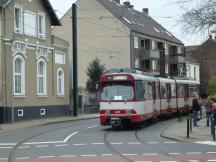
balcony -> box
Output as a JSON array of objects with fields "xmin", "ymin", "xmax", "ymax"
[
  {"xmin": 140, "ymin": 49, "xmax": 160, "ymax": 60},
  {"xmin": 170, "ymin": 53, "xmax": 186, "ymax": 64}
]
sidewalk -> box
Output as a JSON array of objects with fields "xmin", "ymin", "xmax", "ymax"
[
  {"xmin": 161, "ymin": 117, "xmax": 215, "ymax": 142},
  {"xmin": 0, "ymin": 114, "xmax": 99, "ymax": 133}
]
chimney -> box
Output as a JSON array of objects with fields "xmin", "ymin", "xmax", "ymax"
[
  {"xmin": 143, "ymin": 8, "xmax": 149, "ymax": 15},
  {"xmin": 123, "ymin": 1, "xmax": 131, "ymax": 8},
  {"xmin": 114, "ymin": 0, "xmax": 120, "ymax": 4}
]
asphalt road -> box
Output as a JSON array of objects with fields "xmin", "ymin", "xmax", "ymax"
[{"xmin": 0, "ymin": 118, "xmax": 216, "ymax": 162}]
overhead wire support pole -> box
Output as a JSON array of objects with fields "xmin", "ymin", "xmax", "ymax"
[{"xmin": 72, "ymin": 3, "xmax": 78, "ymax": 117}]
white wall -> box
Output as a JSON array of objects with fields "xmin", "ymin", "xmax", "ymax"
[{"xmin": 186, "ymin": 62, "xmax": 200, "ymax": 82}]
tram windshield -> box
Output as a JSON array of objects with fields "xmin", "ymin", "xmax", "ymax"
[{"xmin": 101, "ymin": 83, "xmax": 134, "ymax": 101}]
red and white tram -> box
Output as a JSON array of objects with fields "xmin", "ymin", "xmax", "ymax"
[{"xmin": 99, "ymin": 69, "xmax": 199, "ymax": 127}]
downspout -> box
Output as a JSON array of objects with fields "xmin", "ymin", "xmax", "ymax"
[{"xmin": 130, "ymin": 31, "xmax": 133, "ymax": 68}]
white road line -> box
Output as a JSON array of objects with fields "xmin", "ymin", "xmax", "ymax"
[
  {"xmin": 148, "ymin": 142, "xmax": 159, "ymax": 144},
  {"xmin": 25, "ymin": 141, "xmax": 63, "ymax": 145},
  {"xmin": 81, "ymin": 154, "xmax": 97, "ymax": 157},
  {"xmin": 110, "ymin": 142, "xmax": 123, "ymax": 145},
  {"xmin": 128, "ymin": 142, "xmax": 141, "ymax": 145},
  {"xmin": 16, "ymin": 157, "xmax": 30, "ymax": 160},
  {"xmin": 85, "ymin": 125, "xmax": 98, "ymax": 129},
  {"xmin": 64, "ymin": 131, "xmax": 79, "ymax": 142},
  {"xmin": 54, "ymin": 144, "xmax": 68, "ymax": 147},
  {"xmin": 207, "ymin": 152, "xmax": 216, "ymax": 154},
  {"xmin": 135, "ymin": 161, "xmax": 152, "ymax": 162},
  {"xmin": 208, "ymin": 160, "xmax": 216, "ymax": 162},
  {"xmin": 92, "ymin": 143, "xmax": 104, "ymax": 145},
  {"xmin": 101, "ymin": 154, "xmax": 113, "ymax": 156},
  {"xmin": 168, "ymin": 153, "xmax": 181, "ymax": 155},
  {"xmin": 0, "ymin": 143, "xmax": 16, "ymax": 146},
  {"xmin": 187, "ymin": 160, "xmax": 199, "ymax": 162},
  {"xmin": 38, "ymin": 156, "xmax": 55, "ymax": 159},
  {"xmin": 186, "ymin": 152, "xmax": 201, "ymax": 155},
  {"xmin": 0, "ymin": 147, "xmax": 13, "ymax": 149},
  {"xmin": 164, "ymin": 142, "xmax": 176, "ymax": 144},
  {"xmin": 195, "ymin": 141, "xmax": 216, "ymax": 145},
  {"xmin": 59, "ymin": 155, "xmax": 76, "ymax": 158},
  {"xmin": 73, "ymin": 143, "xmax": 86, "ymax": 146},
  {"xmin": 143, "ymin": 153, "xmax": 158, "ymax": 156},
  {"xmin": 122, "ymin": 153, "xmax": 138, "ymax": 156},
  {"xmin": 36, "ymin": 145, "xmax": 49, "ymax": 148},
  {"xmin": 18, "ymin": 146, "xmax": 30, "ymax": 149},
  {"xmin": 0, "ymin": 158, "xmax": 8, "ymax": 160},
  {"xmin": 160, "ymin": 161, "xmax": 177, "ymax": 162}
]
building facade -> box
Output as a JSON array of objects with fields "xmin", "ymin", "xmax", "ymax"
[
  {"xmin": 185, "ymin": 46, "xmax": 200, "ymax": 82},
  {"xmin": 52, "ymin": 0, "xmax": 186, "ymax": 90},
  {"xmin": 189, "ymin": 34, "xmax": 216, "ymax": 97},
  {"xmin": 0, "ymin": 0, "xmax": 70, "ymax": 123}
]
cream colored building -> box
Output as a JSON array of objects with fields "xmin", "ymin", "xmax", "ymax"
[
  {"xmin": 52, "ymin": 0, "xmax": 185, "ymax": 90},
  {"xmin": 0, "ymin": 0, "xmax": 70, "ymax": 123}
]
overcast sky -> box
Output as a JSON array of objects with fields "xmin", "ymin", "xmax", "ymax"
[{"xmin": 49, "ymin": 0, "xmax": 207, "ymax": 46}]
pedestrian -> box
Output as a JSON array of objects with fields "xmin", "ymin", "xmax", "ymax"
[
  {"xmin": 205, "ymin": 97, "xmax": 213, "ymax": 127},
  {"xmin": 192, "ymin": 98, "xmax": 200, "ymax": 126}
]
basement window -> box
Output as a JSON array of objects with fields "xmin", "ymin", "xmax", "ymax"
[{"xmin": 18, "ymin": 109, "xmax": 24, "ymax": 117}]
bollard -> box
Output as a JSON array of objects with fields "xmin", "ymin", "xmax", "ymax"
[
  {"xmin": 187, "ymin": 116, "xmax": 190, "ymax": 138},
  {"xmin": 212, "ymin": 118, "xmax": 215, "ymax": 141},
  {"xmin": 190, "ymin": 114, "xmax": 192, "ymax": 132}
]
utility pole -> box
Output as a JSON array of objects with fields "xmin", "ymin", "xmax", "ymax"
[{"xmin": 72, "ymin": 3, "xmax": 78, "ymax": 117}]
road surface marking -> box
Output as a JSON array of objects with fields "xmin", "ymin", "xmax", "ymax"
[
  {"xmin": 128, "ymin": 142, "xmax": 141, "ymax": 145},
  {"xmin": 73, "ymin": 143, "xmax": 86, "ymax": 146},
  {"xmin": 207, "ymin": 152, "xmax": 216, "ymax": 154},
  {"xmin": 64, "ymin": 131, "xmax": 79, "ymax": 142},
  {"xmin": 0, "ymin": 147, "xmax": 13, "ymax": 149},
  {"xmin": 85, "ymin": 125, "xmax": 98, "ymax": 129},
  {"xmin": 18, "ymin": 146, "xmax": 30, "ymax": 149},
  {"xmin": 92, "ymin": 143, "xmax": 104, "ymax": 145},
  {"xmin": 59, "ymin": 155, "xmax": 76, "ymax": 158},
  {"xmin": 0, "ymin": 143, "xmax": 16, "ymax": 146},
  {"xmin": 160, "ymin": 161, "xmax": 177, "ymax": 162},
  {"xmin": 195, "ymin": 141, "xmax": 216, "ymax": 145},
  {"xmin": 143, "ymin": 153, "xmax": 158, "ymax": 156},
  {"xmin": 186, "ymin": 152, "xmax": 201, "ymax": 155},
  {"xmin": 54, "ymin": 144, "xmax": 68, "ymax": 147},
  {"xmin": 122, "ymin": 153, "xmax": 138, "ymax": 156},
  {"xmin": 81, "ymin": 154, "xmax": 97, "ymax": 157},
  {"xmin": 101, "ymin": 154, "xmax": 113, "ymax": 156},
  {"xmin": 16, "ymin": 157, "xmax": 30, "ymax": 160},
  {"xmin": 208, "ymin": 160, "xmax": 216, "ymax": 162},
  {"xmin": 110, "ymin": 142, "xmax": 123, "ymax": 145},
  {"xmin": 135, "ymin": 161, "xmax": 152, "ymax": 162},
  {"xmin": 164, "ymin": 141, "xmax": 176, "ymax": 144},
  {"xmin": 187, "ymin": 160, "xmax": 199, "ymax": 162},
  {"xmin": 168, "ymin": 153, "xmax": 181, "ymax": 155},
  {"xmin": 148, "ymin": 142, "xmax": 159, "ymax": 144},
  {"xmin": 0, "ymin": 158, "xmax": 8, "ymax": 160},
  {"xmin": 36, "ymin": 145, "xmax": 49, "ymax": 148},
  {"xmin": 38, "ymin": 156, "xmax": 55, "ymax": 159}
]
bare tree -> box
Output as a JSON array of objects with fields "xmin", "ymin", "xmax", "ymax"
[{"xmin": 175, "ymin": 0, "xmax": 216, "ymax": 34}]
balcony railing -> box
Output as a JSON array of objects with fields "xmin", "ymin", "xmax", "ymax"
[
  {"xmin": 140, "ymin": 49, "xmax": 160, "ymax": 60},
  {"xmin": 170, "ymin": 55, "xmax": 186, "ymax": 64}
]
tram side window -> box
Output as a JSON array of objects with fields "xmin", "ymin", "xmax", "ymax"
[
  {"xmin": 171, "ymin": 84, "xmax": 176, "ymax": 98},
  {"xmin": 177, "ymin": 84, "xmax": 184, "ymax": 98},
  {"xmin": 160, "ymin": 83, "xmax": 168, "ymax": 99},
  {"xmin": 135, "ymin": 81, "xmax": 144, "ymax": 100},
  {"xmin": 144, "ymin": 82, "xmax": 153, "ymax": 100},
  {"xmin": 189, "ymin": 85, "xmax": 198, "ymax": 97}
]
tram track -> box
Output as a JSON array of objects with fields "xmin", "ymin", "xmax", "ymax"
[{"xmin": 7, "ymin": 120, "xmax": 97, "ymax": 162}]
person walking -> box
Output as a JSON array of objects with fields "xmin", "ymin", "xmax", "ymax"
[
  {"xmin": 192, "ymin": 98, "xmax": 200, "ymax": 126},
  {"xmin": 205, "ymin": 97, "xmax": 213, "ymax": 127}
]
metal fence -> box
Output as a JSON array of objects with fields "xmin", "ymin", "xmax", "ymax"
[{"xmin": 77, "ymin": 92, "xmax": 100, "ymax": 115}]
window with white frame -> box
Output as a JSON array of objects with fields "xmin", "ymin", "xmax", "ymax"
[
  {"xmin": 55, "ymin": 52, "xmax": 65, "ymax": 64},
  {"xmin": 165, "ymin": 43, "xmax": 168, "ymax": 55},
  {"xmin": 14, "ymin": 5, "xmax": 23, "ymax": 34},
  {"xmin": 24, "ymin": 11, "xmax": 36, "ymax": 36},
  {"xmin": 134, "ymin": 36, "xmax": 139, "ymax": 48},
  {"xmin": 151, "ymin": 59, "xmax": 158, "ymax": 71},
  {"xmin": 57, "ymin": 69, "xmax": 65, "ymax": 96},
  {"xmin": 152, "ymin": 40, "xmax": 156, "ymax": 50},
  {"xmin": 165, "ymin": 63, "xmax": 169, "ymax": 74},
  {"xmin": 13, "ymin": 55, "xmax": 25, "ymax": 96},
  {"xmin": 37, "ymin": 59, "xmax": 47, "ymax": 96},
  {"xmin": 177, "ymin": 46, "xmax": 182, "ymax": 54},
  {"xmin": 38, "ymin": 12, "xmax": 45, "ymax": 38}
]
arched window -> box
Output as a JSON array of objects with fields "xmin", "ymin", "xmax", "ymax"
[
  {"xmin": 13, "ymin": 55, "xmax": 25, "ymax": 95},
  {"xmin": 37, "ymin": 59, "xmax": 47, "ymax": 95},
  {"xmin": 57, "ymin": 68, "xmax": 64, "ymax": 96}
]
